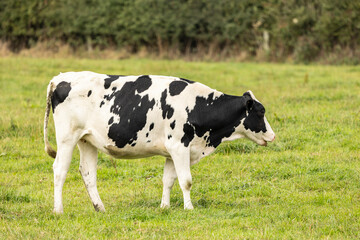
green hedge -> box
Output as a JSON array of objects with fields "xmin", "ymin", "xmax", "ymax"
[{"xmin": 1, "ymin": 0, "xmax": 359, "ymax": 62}]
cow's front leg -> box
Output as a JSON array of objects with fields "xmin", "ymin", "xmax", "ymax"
[
  {"xmin": 78, "ymin": 140, "xmax": 105, "ymax": 212},
  {"xmin": 161, "ymin": 157, "xmax": 177, "ymax": 208},
  {"xmin": 167, "ymin": 146, "xmax": 193, "ymax": 210}
]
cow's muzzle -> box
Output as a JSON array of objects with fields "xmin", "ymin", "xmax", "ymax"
[{"xmin": 261, "ymin": 134, "xmax": 275, "ymax": 146}]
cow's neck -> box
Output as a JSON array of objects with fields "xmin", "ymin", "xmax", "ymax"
[{"xmin": 188, "ymin": 93, "xmax": 246, "ymax": 148}]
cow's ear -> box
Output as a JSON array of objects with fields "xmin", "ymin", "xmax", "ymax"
[
  {"xmin": 246, "ymin": 98, "xmax": 253, "ymax": 111},
  {"xmin": 243, "ymin": 92, "xmax": 253, "ymax": 111}
]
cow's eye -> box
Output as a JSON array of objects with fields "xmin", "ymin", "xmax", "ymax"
[{"xmin": 258, "ymin": 109, "xmax": 265, "ymax": 117}]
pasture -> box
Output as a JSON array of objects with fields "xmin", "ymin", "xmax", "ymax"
[{"xmin": 0, "ymin": 57, "xmax": 359, "ymax": 239}]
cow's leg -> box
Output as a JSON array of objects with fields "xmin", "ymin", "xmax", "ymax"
[
  {"xmin": 167, "ymin": 147, "xmax": 193, "ymax": 210},
  {"xmin": 53, "ymin": 142, "xmax": 76, "ymax": 214},
  {"xmin": 160, "ymin": 157, "xmax": 177, "ymax": 208},
  {"xmin": 77, "ymin": 140, "xmax": 105, "ymax": 212}
]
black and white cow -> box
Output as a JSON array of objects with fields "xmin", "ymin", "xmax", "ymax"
[{"xmin": 44, "ymin": 71, "xmax": 275, "ymax": 213}]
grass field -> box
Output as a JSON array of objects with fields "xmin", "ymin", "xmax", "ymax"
[{"xmin": 0, "ymin": 57, "xmax": 359, "ymax": 239}]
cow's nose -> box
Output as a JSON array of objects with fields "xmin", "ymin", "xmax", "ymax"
[{"xmin": 271, "ymin": 135, "xmax": 276, "ymax": 142}]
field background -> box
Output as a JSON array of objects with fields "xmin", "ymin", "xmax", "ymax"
[
  {"xmin": 2, "ymin": 0, "xmax": 360, "ymax": 64},
  {"xmin": 0, "ymin": 57, "xmax": 360, "ymax": 239}
]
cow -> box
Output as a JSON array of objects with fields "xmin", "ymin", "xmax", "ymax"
[{"xmin": 44, "ymin": 71, "xmax": 275, "ymax": 214}]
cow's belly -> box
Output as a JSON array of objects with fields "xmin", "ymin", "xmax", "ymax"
[
  {"xmin": 82, "ymin": 130, "xmax": 170, "ymax": 159},
  {"xmin": 103, "ymin": 144, "xmax": 170, "ymax": 159}
]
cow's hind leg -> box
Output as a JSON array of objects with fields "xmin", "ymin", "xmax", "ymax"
[
  {"xmin": 78, "ymin": 140, "xmax": 105, "ymax": 212},
  {"xmin": 160, "ymin": 157, "xmax": 177, "ymax": 208},
  {"xmin": 166, "ymin": 145, "xmax": 193, "ymax": 210},
  {"xmin": 53, "ymin": 142, "xmax": 77, "ymax": 214}
]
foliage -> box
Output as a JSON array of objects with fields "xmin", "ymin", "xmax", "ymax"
[
  {"xmin": 0, "ymin": 57, "xmax": 360, "ymax": 238},
  {"xmin": 0, "ymin": 0, "xmax": 359, "ymax": 62}
]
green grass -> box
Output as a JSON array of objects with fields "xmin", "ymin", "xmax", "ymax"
[{"xmin": 0, "ymin": 57, "xmax": 359, "ymax": 239}]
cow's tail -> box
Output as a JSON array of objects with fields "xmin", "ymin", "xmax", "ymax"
[{"xmin": 44, "ymin": 82, "xmax": 57, "ymax": 158}]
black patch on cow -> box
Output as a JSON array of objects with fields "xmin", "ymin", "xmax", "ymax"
[
  {"xmin": 243, "ymin": 101, "xmax": 267, "ymax": 133},
  {"xmin": 112, "ymin": 87, "xmax": 117, "ymax": 91},
  {"xmin": 87, "ymin": 90, "xmax": 92, "ymax": 97},
  {"xmin": 104, "ymin": 75, "xmax": 120, "ymax": 89},
  {"xmin": 182, "ymin": 93, "xmax": 246, "ymax": 148},
  {"xmin": 170, "ymin": 120, "xmax": 176, "ymax": 129},
  {"xmin": 131, "ymin": 143, "xmax": 136, "ymax": 147},
  {"xmin": 51, "ymin": 81, "xmax": 71, "ymax": 113},
  {"xmin": 181, "ymin": 123, "xmax": 195, "ymax": 147},
  {"xmin": 160, "ymin": 90, "xmax": 174, "ymax": 119},
  {"xmin": 168, "ymin": 135, "xmax": 172, "ymax": 139},
  {"xmin": 146, "ymin": 133, "xmax": 149, "ymax": 137},
  {"xmin": 105, "ymin": 76, "xmax": 155, "ymax": 148},
  {"xmin": 169, "ymin": 81, "xmax": 188, "ymax": 96},
  {"xmin": 108, "ymin": 116, "xmax": 114, "ymax": 125},
  {"xmin": 149, "ymin": 123, "xmax": 154, "ymax": 131},
  {"xmin": 135, "ymin": 75, "xmax": 152, "ymax": 93},
  {"xmin": 180, "ymin": 78, "xmax": 195, "ymax": 84},
  {"xmin": 100, "ymin": 101, "xmax": 105, "ymax": 108}
]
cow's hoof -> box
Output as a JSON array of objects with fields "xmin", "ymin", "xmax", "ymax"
[
  {"xmin": 53, "ymin": 208, "xmax": 63, "ymax": 214},
  {"xmin": 93, "ymin": 203, "xmax": 105, "ymax": 212},
  {"xmin": 184, "ymin": 203, "xmax": 194, "ymax": 210},
  {"xmin": 160, "ymin": 203, "xmax": 170, "ymax": 209}
]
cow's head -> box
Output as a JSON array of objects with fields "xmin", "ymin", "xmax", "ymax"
[{"xmin": 240, "ymin": 91, "xmax": 275, "ymax": 146}]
